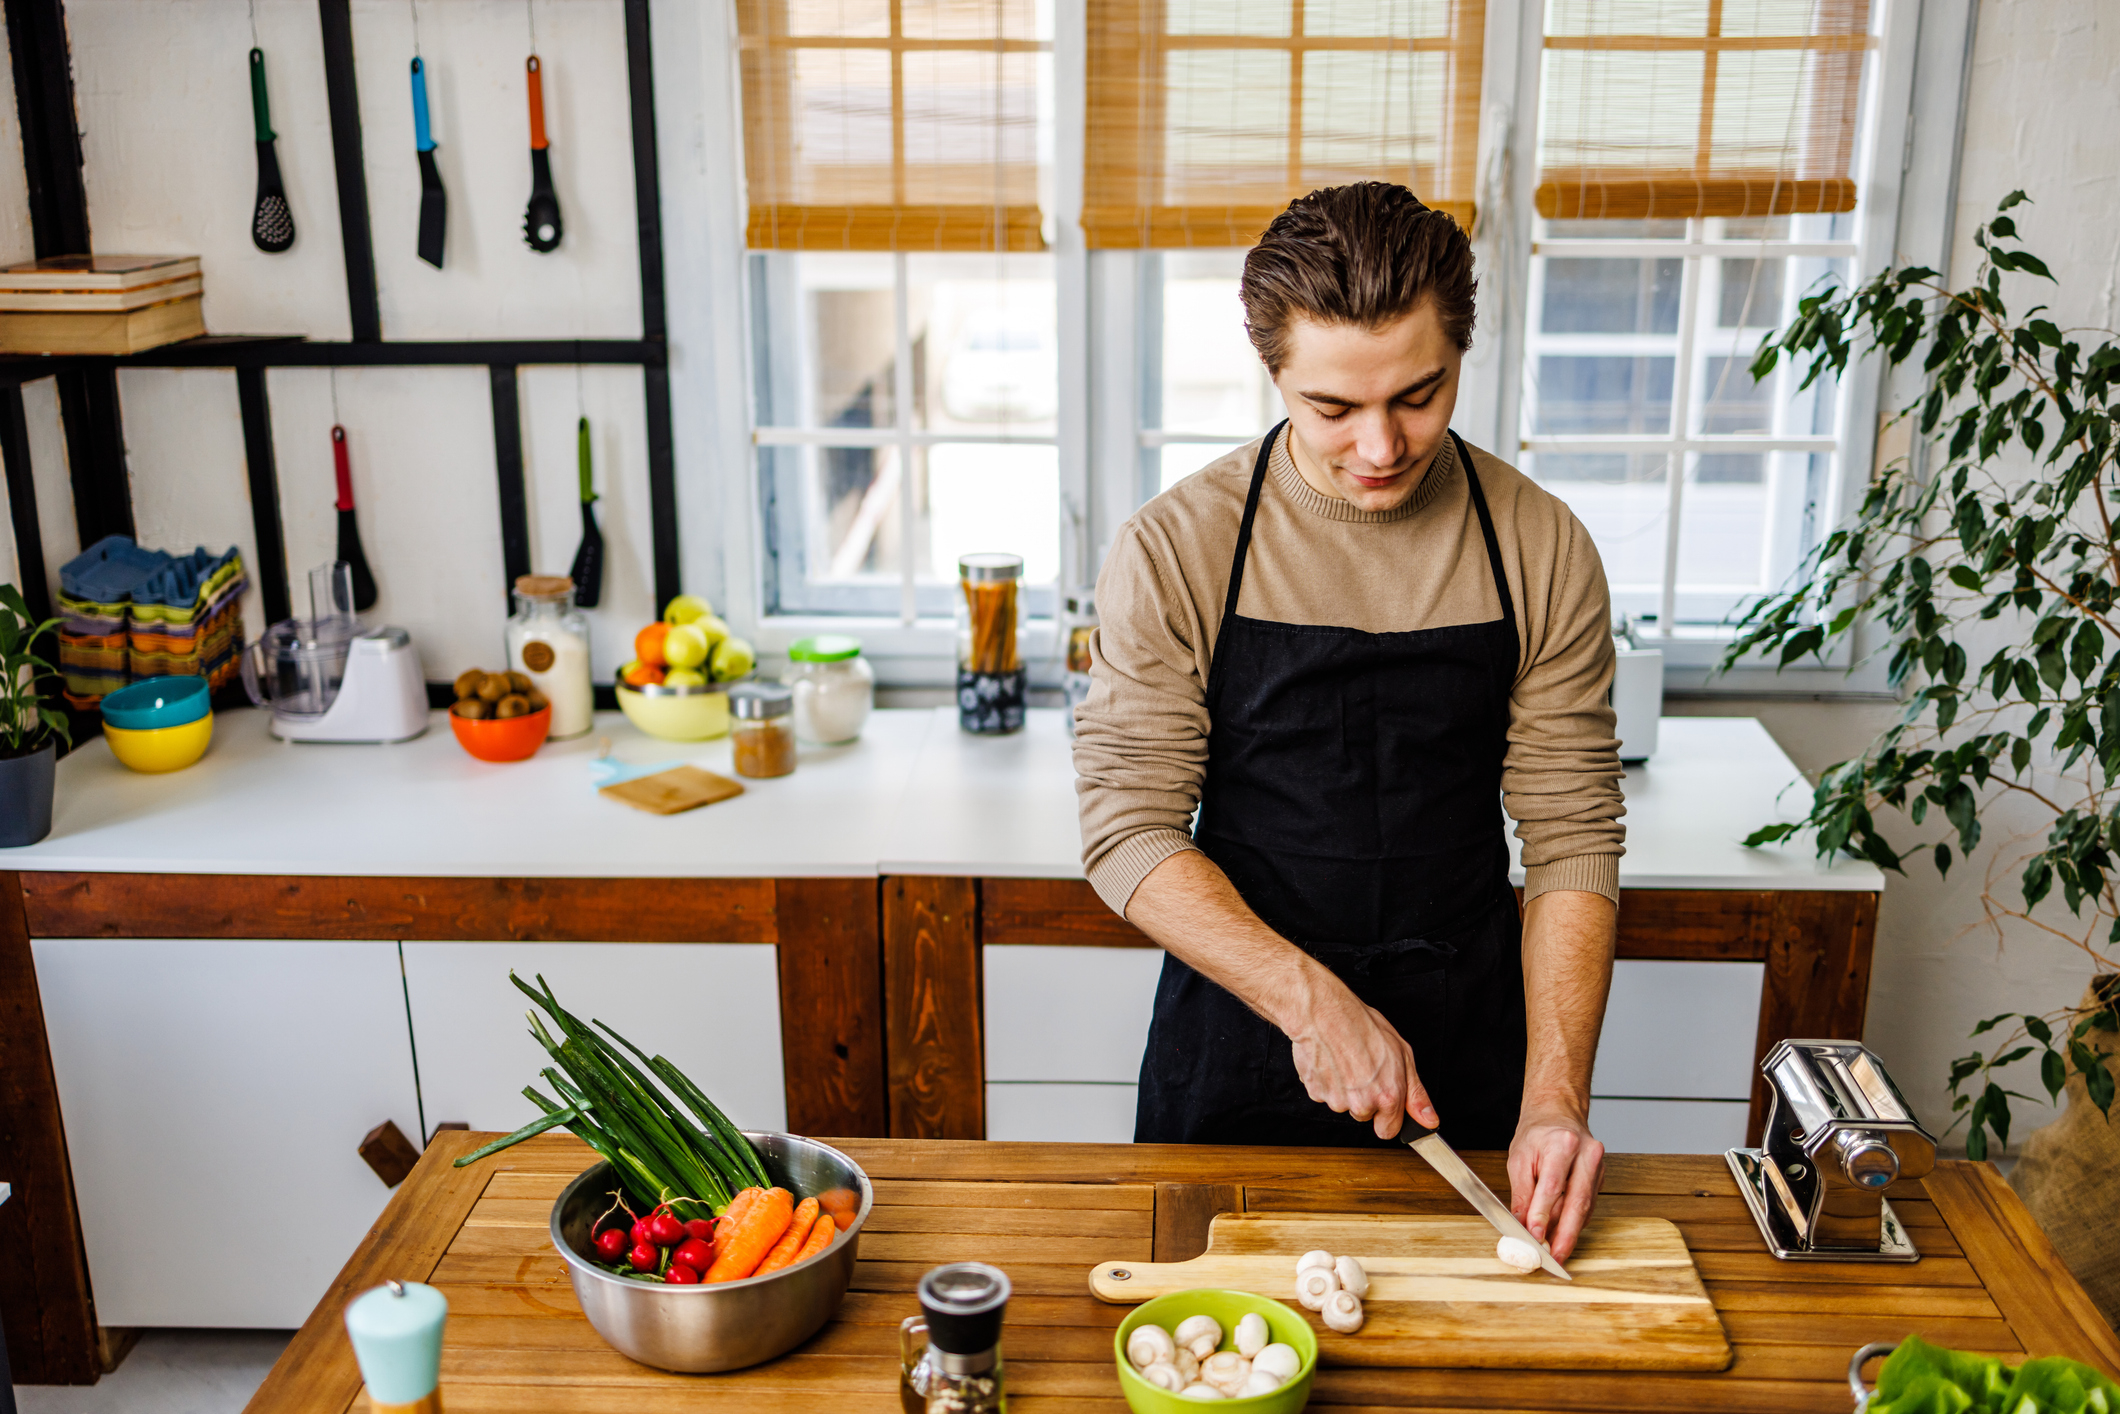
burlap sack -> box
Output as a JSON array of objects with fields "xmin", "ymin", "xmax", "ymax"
[{"xmin": 2010, "ymin": 977, "xmax": 2120, "ymax": 1329}]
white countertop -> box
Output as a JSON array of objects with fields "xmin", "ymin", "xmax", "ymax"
[{"xmin": 6, "ymin": 707, "xmax": 1881, "ymax": 890}]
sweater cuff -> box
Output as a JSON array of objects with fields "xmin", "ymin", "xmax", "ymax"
[
  {"xmin": 1523, "ymin": 853, "xmax": 1621, "ymax": 907},
  {"xmin": 1086, "ymin": 828, "xmax": 1200, "ymax": 918}
]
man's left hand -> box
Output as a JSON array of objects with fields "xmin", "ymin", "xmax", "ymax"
[{"xmin": 1506, "ymin": 1103, "xmax": 1604, "ymax": 1264}]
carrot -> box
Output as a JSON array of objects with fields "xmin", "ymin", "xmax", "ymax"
[
  {"xmin": 751, "ymin": 1196, "xmax": 822, "ymax": 1277},
  {"xmin": 708, "ymin": 1187, "xmax": 762, "ymax": 1270},
  {"xmin": 818, "ymin": 1186, "xmax": 860, "ymax": 1231},
  {"xmin": 705, "ymin": 1186, "xmax": 793, "ymax": 1282},
  {"xmin": 793, "ymin": 1211, "xmax": 836, "ymax": 1263}
]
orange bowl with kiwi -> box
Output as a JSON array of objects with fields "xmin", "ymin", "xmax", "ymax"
[{"xmin": 448, "ymin": 668, "xmax": 553, "ymax": 762}]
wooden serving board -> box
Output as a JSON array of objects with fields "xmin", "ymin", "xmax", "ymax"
[{"xmin": 1089, "ymin": 1212, "xmax": 1732, "ymax": 1372}]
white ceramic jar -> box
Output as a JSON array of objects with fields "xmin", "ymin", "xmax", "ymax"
[
  {"xmin": 504, "ymin": 575, "xmax": 593, "ymax": 739},
  {"xmin": 784, "ymin": 634, "xmax": 874, "ymax": 744}
]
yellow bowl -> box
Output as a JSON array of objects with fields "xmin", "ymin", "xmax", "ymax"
[
  {"xmin": 104, "ymin": 713, "xmax": 214, "ymax": 773},
  {"xmin": 615, "ymin": 684, "xmax": 730, "ymax": 741}
]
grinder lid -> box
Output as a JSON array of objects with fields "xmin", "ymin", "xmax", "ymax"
[{"xmin": 917, "ymin": 1262, "xmax": 1010, "ymax": 1355}]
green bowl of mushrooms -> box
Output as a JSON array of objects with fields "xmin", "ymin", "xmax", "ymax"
[{"xmin": 1114, "ymin": 1289, "xmax": 1317, "ymax": 1414}]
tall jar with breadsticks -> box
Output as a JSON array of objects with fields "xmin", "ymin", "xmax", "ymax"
[{"xmin": 955, "ymin": 553, "xmax": 1025, "ymax": 735}]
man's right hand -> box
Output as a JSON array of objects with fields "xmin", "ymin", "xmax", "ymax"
[{"xmin": 1287, "ymin": 980, "xmax": 1439, "ymax": 1140}]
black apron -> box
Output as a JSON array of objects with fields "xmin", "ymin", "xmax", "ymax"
[{"xmin": 1135, "ymin": 425, "xmax": 1528, "ymax": 1151}]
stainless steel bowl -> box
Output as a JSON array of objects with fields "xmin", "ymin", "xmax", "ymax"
[{"xmin": 550, "ymin": 1132, "xmax": 873, "ymax": 1372}]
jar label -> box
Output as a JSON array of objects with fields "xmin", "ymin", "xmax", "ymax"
[{"xmin": 521, "ymin": 641, "xmax": 556, "ymax": 672}]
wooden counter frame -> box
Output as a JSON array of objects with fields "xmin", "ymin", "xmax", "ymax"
[{"xmin": 0, "ymin": 867, "xmax": 1877, "ymax": 1385}]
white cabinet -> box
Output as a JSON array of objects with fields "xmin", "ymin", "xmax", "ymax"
[
  {"xmin": 401, "ymin": 942, "xmax": 787, "ymax": 1137},
  {"xmin": 33, "ymin": 938, "xmax": 421, "ymax": 1328},
  {"xmin": 983, "ymin": 944, "xmax": 1164, "ymax": 1141},
  {"xmin": 1590, "ymin": 959, "xmax": 1763, "ymax": 1152}
]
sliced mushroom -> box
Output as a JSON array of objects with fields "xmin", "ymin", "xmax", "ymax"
[
  {"xmin": 1200, "ymin": 1351, "xmax": 1251, "ymax": 1396},
  {"xmin": 1138, "ymin": 1361, "xmax": 1186, "ymax": 1392},
  {"xmin": 1127, "ymin": 1323, "xmax": 1177, "ymax": 1371},
  {"xmin": 1253, "ymin": 1343, "xmax": 1302, "ymax": 1383},
  {"xmin": 1333, "ymin": 1255, "xmax": 1369, "ymax": 1298},
  {"xmin": 1174, "ymin": 1314, "xmax": 1223, "ymax": 1362},
  {"xmin": 1295, "ymin": 1264, "xmax": 1339, "ymax": 1311},
  {"xmin": 1321, "ymin": 1289, "xmax": 1365, "ymax": 1334},
  {"xmin": 1234, "ymin": 1311, "xmax": 1270, "ymax": 1358}
]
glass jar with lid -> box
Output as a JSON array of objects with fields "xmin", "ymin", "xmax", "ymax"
[
  {"xmin": 785, "ymin": 634, "xmax": 874, "ymax": 744},
  {"xmin": 729, "ymin": 682, "xmax": 797, "ymax": 778},
  {"xmin": 955, "ymin": 553, "xmax": 1025, "ymax": 735},
  {"xmin": 505, "ymin": 575, "xmax": 592, "ymax": 739},
  {"xmin": 1059, "ymin": 588, "xmax": 1096, "ymax": 736}
]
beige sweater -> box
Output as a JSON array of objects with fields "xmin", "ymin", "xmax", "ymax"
[{"xmin": 1074, "ymin": 430, "xmax": 1626, "ymax": 916}]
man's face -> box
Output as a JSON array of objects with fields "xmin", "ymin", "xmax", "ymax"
[{"xmin": 1270, "ymin": 302, "xmax": 1463, "ymax": 514}]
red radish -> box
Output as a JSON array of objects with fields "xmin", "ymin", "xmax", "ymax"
[
  {"xmin": 628, "ymin": 1242, "xmax": 659, "ymax": 1273},
  {"xmin": 663, "ymin": 1262, "xmax": 700, "ymax": 1285},
  {"xmin": 630, "ymin": 1218, "xmax": 651, "ymax": 1248},
  {"xmin": 593, "ymin": 1228, "xmax": 628, "ymax": 1261},
  {"xmin": 685, "ymin": 1218, "xmax": 716, "ymax": 1242},
  {"xmin": 647, "ymin": 1212, "xmax": 686, "ymax": 1246},
  {"xmin": 672, "ymin": 1237, "xmax": 713, "ymax": 1271}
]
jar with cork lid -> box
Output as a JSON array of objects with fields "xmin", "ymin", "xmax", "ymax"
[
  {"xmin": 729, "ymin": 682, "xmax": 797, "ymax": 778},
  {"xmin": 505, "ymin": 575, "xmax": 593, "ymax": 739}
]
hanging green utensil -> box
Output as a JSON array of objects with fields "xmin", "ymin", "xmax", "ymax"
[
  {"xmin": 249, "ymin": 48, "xmax": 295, "ymax": 252},
  {"xmin": 568, "ymin": 416, "xmax": 603, "ymax": 607}
]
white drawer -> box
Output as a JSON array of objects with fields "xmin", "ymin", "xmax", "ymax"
[
  {"xmin": 1591, "ymin": 959, "xmax": 1763, "ymax": 1101},
  {"xmin": 984, "ymin": 944, "xmax": 1164, "ymax": 1083},
  {"xmin": 1590, "ymin": 1097, "xmax": 1751, "ymax": 1154},
  {"xmin": 986, "ymin": 1083, "xmax": 1139, "ymax": 1142}
]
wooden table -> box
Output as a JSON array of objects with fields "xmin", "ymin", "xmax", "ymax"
[{"xmin": 245, "ymin": 1132, "xmax": 2119, "ymax": 1414}]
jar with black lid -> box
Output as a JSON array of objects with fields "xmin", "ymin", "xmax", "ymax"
[{"xmin": 899, "ymin": 1262, "xmax": 1010, "ymax": 1414}]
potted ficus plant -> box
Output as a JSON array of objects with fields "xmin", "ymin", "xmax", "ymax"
[
  {"xmin": 1726, "ymin": 192, "xmax": 2118, "ymax": 1320},
  {"xmin": 0, "ymin": 582, "xmax": 70, "ymax": 846}
]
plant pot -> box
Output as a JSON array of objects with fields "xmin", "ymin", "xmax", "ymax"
[
  {"xmin": 2009, "ymin": 975, "xmax": 2120, "ymax": 1327},
  {"xmin": 0, "ymin": 738, "xmax": 56, "ymax": 847}
]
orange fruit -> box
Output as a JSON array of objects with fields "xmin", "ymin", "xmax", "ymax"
[
  {"xmin": 634, "ymin": 622, "xmax": 670, "ymax": 668},
  {"xmin": 622, "ymin": 659, "xmax": 665, "ymax": 687}
]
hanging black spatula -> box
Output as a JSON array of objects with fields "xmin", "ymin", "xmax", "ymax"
[
  {"xmin": 249, "ymin": 48, "xmax": 295, "ymax": 253},
  {"xmin": 333, "ymin": 425, "xmax": 379, "ymax": 612},
  {"xmin": 523, "ymin": 55, "xmax": 562, "ymax": 253},
  {"xmin": 568, "ymin": 416, "xmax": 603, "ymax": 607},
  {"xmin": 411, "ymin": 56, "xmax": 446, "ymax": 268}
]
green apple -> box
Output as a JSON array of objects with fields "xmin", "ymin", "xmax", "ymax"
[
  {"xmin": 663, "ymin": 623, "xmax": 709, "ymax": 670},
  {"xmin": 694, "ymin": 614, "xmax": 731, "ymax": 650},
  {"xmin": 662, "ymin": 668, "xmax": 708, "ymax": 688},
  {"xmin": 710, "ymin": 636, "xmax": 756, "ymax": 682},
  {"xmin": 663, "ymin": 594, "xmax": 714, "ymax": 626}
]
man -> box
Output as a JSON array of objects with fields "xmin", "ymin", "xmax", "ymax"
[{"xmin": 1073, "ymin": 183, "xmax": 1623, "ymax": 1261}]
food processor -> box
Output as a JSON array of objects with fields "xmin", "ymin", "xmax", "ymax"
[{"xmin": 242, "ymin": 562, "xmax": 428, "ymax": 743}]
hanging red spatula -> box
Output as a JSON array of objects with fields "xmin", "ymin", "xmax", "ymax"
[{"xmin": 333, "ymin": 426, "xmax": 379, "ymax": 612}]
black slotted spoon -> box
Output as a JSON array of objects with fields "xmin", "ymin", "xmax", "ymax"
[
  {"xmin": 249, "ymin": 48, "xmax": 295, "ymax": 253},
  {"xmin": 523, "ymin": 55, "xmax": 562, "ymax": 252}
]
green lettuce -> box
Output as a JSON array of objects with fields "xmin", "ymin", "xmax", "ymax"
[{"xmin": 1867, "ymin": 1336, "xmax": 2118, "ymax": 1414}]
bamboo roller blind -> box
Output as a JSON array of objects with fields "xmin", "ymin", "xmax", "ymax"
[
  {"xmin": 738, "ymin": 0, "xmax": 1048, "ymax": 251},
  {"xmin": 1085, "ymin": 0, "xmax": 1487, "ymax": 248},
  {"xmin": 1536, "ymin": 0, "xmax": 1873, "ymax": 221}
]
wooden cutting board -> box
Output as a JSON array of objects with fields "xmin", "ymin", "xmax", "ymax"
[{"xmin": 1089, "ymin": 1212, "xmax": 1732, "ymax": 1372}]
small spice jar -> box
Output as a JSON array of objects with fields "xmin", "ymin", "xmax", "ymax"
[
  {"xmin": 505, "ymin": 575, "xmax": 593, "ymax": 740},
  {"xmin": 1060, "ymin": 588, "xmax": 1096, "ymax": 736},
  {"xmin": 786, "ymin": 634, "xmax": 874, "ymax": 744},
  {"xmin": 956, "ymin": 553, "xmax": 1025, "ymax": 736},
  {"xmin": 729, "ymin": 682, "xmax": 797, "ymax": 778},
  {"xmin": 898, "ymin": 1262, "xmax": 1010, "ymax": 1414}
]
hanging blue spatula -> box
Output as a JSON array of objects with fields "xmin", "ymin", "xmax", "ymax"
[{"xmin": 411, "ymin": 56, "xmax": 445, "ymax": 268}]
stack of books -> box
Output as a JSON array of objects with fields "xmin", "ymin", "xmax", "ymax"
[{"xmin": 0, "ymin": 255, "xmax": 204, "ymax": 354}]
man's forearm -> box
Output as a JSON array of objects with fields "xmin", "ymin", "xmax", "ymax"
[
  {"xmin": 1124, "ymin": 848, "xmax": 1331, "ymax": 1034},
  {"xmin": 1520, "ymin": 888, "xmax": 1617, "ymax": 1116}
]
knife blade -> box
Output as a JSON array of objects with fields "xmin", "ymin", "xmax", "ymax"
[{"xmin": 1402, "ymin": 1122, "xmax": 1571, "ymax": 1281}]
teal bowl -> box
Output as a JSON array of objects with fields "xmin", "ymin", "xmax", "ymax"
[
  {"xmin": 100, "ymin": 675, "xmax": 210, "ymax": 731},
  {"xmin": 1114, "ymin": 1289, "xmax": 1318, "ymax": 1414}
]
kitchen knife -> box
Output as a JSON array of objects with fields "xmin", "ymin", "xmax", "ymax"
[
  {"xmin": 1402, "ymin": 1120, "xmax": 1572, "ymax": 1280},
  {"xmin": 411, "ymin": 56, "xmax": 446, "ymax": 268}
]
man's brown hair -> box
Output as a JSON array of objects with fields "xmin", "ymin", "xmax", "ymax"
[{"xmin": 1239, "ymin": 183, "xmax": 1477, "ymax": 373}]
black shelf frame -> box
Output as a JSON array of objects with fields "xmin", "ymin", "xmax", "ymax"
[{"xmin": 0, "ymin": 0, "xmax": 681, "ymax": 634}]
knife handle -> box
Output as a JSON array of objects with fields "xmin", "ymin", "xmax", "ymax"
[
  {"xmin": 1401, "ymin": 1118, "xmax": 1437, "ymax": 1143},
  {"xmin": 411, "ymin": 57, "xmax": 435, "ymax": 152}
]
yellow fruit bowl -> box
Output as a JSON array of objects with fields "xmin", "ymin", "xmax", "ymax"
[
  {"xmin": 616, "ymin": 683, "xmax": 731, "ymax": 742},
  {"xmin": 104, "ymin": 713, "xmax": 214, "ymax": 774}
]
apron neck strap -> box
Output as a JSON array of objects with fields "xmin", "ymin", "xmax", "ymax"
[
  {"xmin": 1221, "ymin": 422, "xmax": 1285, "ymax": 627},
  {"xmin": 1453, "ymin": 430, "xmax": 1515, "ymax": 632}
]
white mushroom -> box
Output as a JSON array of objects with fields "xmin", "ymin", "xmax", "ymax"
[
  {"xmin": 1138, "ymin": 1361, "xmax": 1187, "ymax": 1392},
  {"xmin": 1252, "ymin": 1343, "xmax": 1302, "ymax": 1383},
  {"xmin": 1495, "ymin": 1235, "xmax": 1542, "ymax": 1273},
  {"xmin": 1321, "ymin": 1289, "xmax": 1366, "ymax": 1334},
  {"xmin": 1333, "ymin": 1255, "xmax": 1369, "ymax": 1298},
  {"xmin": 1128, "ymin": 1323, "xmax": 1178, "ymax": 1371},
  {"xmin": 1178, "ymin": 1383, "xmax": 1226, "ymax": 1400},
  {"xmin": 1174, "ymin": 1314, "xmax": 1223, "ymax": 1362},
  {"xmin": 1294, "ymin": 1248, "xmax": 1335, "ymax": 1276},
  {"xmin": 1238, "ymin": 1371, "xmax": 1285, "ymax": 1398},
  {"xmin": 1171, "ymin": 1349, "xmax": 1201, "ymax": 1385},
  {"xmin": 1294, "ymin": 1264, "xmax": 1339, "ymax": 1311},
  {"xmin": 1233, "ymin": 1311, "xmax": 1270, "ymax": 1359},
  {"xmin": 1200, "ymin": 1351, "xmax": 1252, "ymax": 1396}
]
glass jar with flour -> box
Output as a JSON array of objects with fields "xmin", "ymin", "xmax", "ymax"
[
  {"xmin": 505, "ymin": 575, "xmax": 593, "ymax": 739},
  {"xmin": 785, "ymin": 634, "xmax": 874, "ymax": 744}
]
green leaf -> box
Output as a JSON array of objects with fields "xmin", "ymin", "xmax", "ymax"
[
  {"xmin": 1947, "ymin": 564, "xmax": 1985, "ymax": 592},
  {"xmin": 1970, "ymin": 1012, "xmax": 2015, "ymax": 1037},
  {"xmin": 2026, "ymin": 1015, "xmax": 2053, "ymax": 1045},
  {"xmin": 2042, "ymin": 1048, "xmax": 2067, "ymax": 1101}
]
